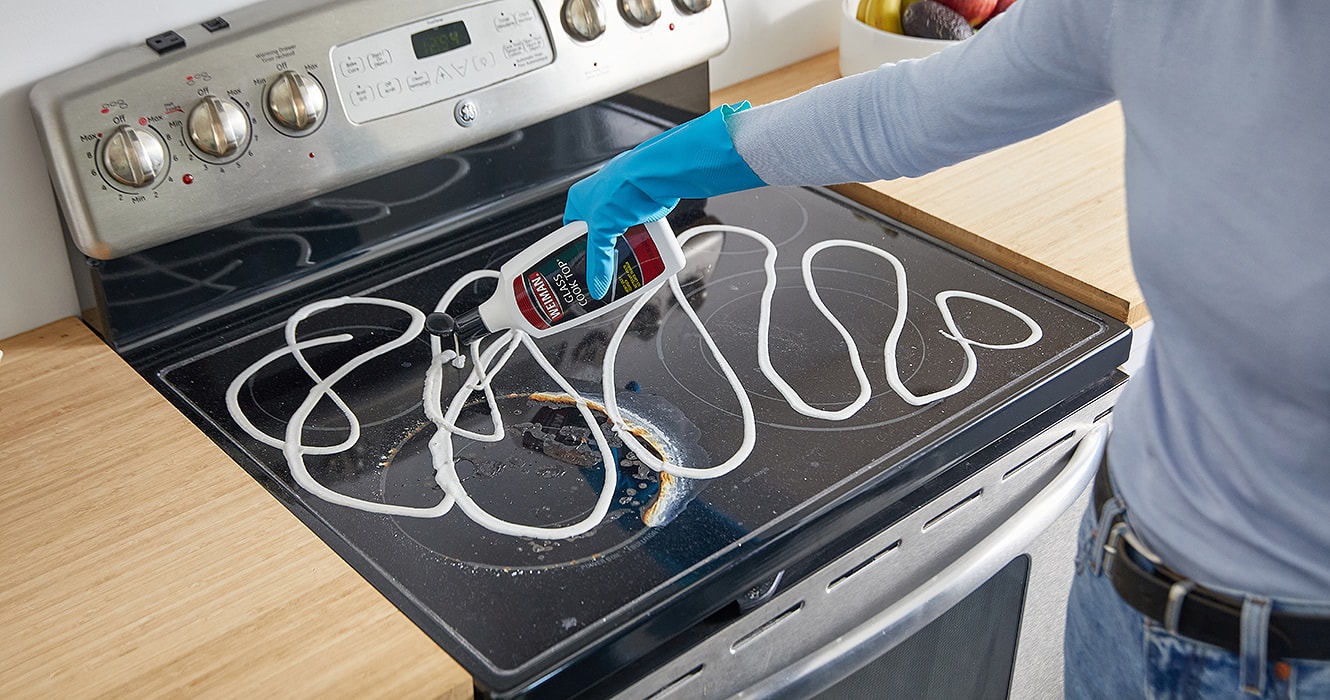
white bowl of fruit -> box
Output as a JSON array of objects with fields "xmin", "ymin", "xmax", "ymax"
[{"xmin": 839, "ymin": 0, "xmax": 1016, "ymax": 77}]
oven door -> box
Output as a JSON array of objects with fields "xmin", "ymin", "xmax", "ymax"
[{"xmin": 620, "ymin": 374, "xmax": 1121, "ymax": 700}]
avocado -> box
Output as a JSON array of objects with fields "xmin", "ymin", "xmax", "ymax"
[{"xmin": 901, "ymin": 0, "xmax": 974, "ymax": 40}]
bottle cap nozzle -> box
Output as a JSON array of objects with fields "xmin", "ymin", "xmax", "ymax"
[
  {"xmin": 425, "ymin": 312, "xmax": 456, "ymax": 336},
  {"xmin": 424, "ymin": 308, "xmax": 488, "ymax": 343}
]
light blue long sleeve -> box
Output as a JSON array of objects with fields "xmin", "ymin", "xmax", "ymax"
[{"xmin": 731, "ymin": 0, "xmax": 1330, "ymax": 600}]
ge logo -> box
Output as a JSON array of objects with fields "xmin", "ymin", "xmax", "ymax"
[{"xmin": 454, "ymin": 99, "xmax": 479, "ymax": 127}]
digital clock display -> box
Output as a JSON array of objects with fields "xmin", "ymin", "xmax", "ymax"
[{"xmin": 411, "ymin": 21, "xmax": 472, "ymax": 60}]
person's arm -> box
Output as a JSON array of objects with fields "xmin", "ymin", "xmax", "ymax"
[
  {"xmin": 733, "ymin": 0, "xmax": 1118, "ymax": 186},
  {"xmin": 566, "ymin": 0, "xmax": 1118, "ymax": 297}
]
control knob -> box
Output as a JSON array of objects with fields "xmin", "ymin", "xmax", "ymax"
[
  {"xmin": 188, "ymin": 95, "xmax": 249, "ymax": 158},
  {"xmin": 101, "ymin": 125, "xmax": 166, "ymax": 188},
  {"xmin": 562, "ymin": 0, "xmax": 607, "ymax": 41},
  {"xmin": 673, "ymin": 0, "xmax": 711, "ymax": 13},
  {"xmin": 267, "ymin": 70, "xmax": 326, "ymax": 131},
  {"xmin": 620, "ymin": 0, "xmax": 661, "ymax": 26}
]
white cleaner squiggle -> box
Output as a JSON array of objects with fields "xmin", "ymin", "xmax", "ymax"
[
  {"xmin": 600, "ymin": 225, "xmax": 1043, "ymax": 479},
  {"xmin": 415, "ymin": 269, "xmax": 623, "ymax": 538},
  {"xmin": 227, "ymin": 334, "xmax": 356, "ymax": 452},
  {"xmin": 228, "ymin": 297, "xmax": 456, "ymax": 518},
  {"xmin": 227, "ymin": 224, "xmax": 1045, "ymax": 539}
]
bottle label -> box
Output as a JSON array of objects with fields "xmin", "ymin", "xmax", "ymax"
[{"xmin": 513, "ymin": 224, "xmax": 666, "ymax": 330}]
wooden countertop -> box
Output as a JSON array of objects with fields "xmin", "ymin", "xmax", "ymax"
[
  {"xmin": 0, "ymin": 319, "xmax": 471, "ymax": 699},
  {"xmin": 0, "ymin": 50, "xmax": 1139, "ymax": 698}
]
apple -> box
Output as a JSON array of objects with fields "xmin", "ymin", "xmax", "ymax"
[
  {"xmin": 934, "ymin": 0, "xmax": 997, "ymax": 26},
  {"xmin": 992, "ymin": 0, "xmax": 1017, "ymax": 16}
]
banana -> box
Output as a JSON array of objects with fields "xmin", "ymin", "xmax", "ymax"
[
  {"xmin": 862, "ymin": 0, "xmax": 904, "ymax": 34},
  {"xmin": 855, "ymin": 0, "xmax": 872, "ymax": 23}
]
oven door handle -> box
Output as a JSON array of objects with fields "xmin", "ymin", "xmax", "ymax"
[{"xmin": 736, "ymin": 422, "xmax": 1109, "ymax": 699}]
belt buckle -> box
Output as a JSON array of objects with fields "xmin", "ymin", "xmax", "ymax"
[
  {"xmin": 1100, "ymin": 520, "xmax": 1154, "ymax": 572},
  {"xmin": 1098, "ymin": 520, "xmax": 1127, "ymax": 576},
  {"xmin": 1090, "ymin": 493, "xmax": 1125, "ymax": 576},
  {"xmin": 1119, "ymin": 525, "xmax": 1164, "ymax": 569},
  {"xmin": 1102, "ymin": 521, "xmax": 1197, "ymax": 637}
]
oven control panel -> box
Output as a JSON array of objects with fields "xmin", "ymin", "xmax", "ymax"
[
  {"xmin": 331, "ymin": 0, "xmax": 554, "ymax": 124},
  {"xmin": 30, "ymin": 0, "xmax": 730, "ymax": 259}
]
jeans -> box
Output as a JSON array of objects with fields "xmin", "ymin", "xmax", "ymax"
[{"xmin": 1063, "ymin": 500, "xmax": 1330, "ymax": 699}]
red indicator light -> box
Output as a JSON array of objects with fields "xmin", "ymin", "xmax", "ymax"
[
  {"xmin": 669, "ymin": 22, "xmax": 675, "ymax": 30},
  {"xmin": 308, "ymin": 152, "xmax": 316, "ymax": 158},
  {"xmin": 182, "ymin": 174, "xmax": 194, "ymax": 184},
  {"xmin": 138, "ymin": 117, "xmax": 148, "ymax": 126},
  {"xmin": 186, "ymin": 76, "xmax": 193, "ymax": 81},
  {"xmin": 96, "ymin": 133, "xmax": 103, "ymax": 138},
  {"xmin": 100, "ymin": 108, "xmax": 109, "ymax": 114}
]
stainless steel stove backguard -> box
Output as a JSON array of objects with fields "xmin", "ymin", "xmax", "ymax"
[{"xmin": 31, "ymin": 0, "xmax": 730, "ymax": 259}]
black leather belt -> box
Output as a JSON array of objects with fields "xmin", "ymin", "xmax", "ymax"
[{"xmin": 1093, "ymin": 466, "xmax": 1330, "ymax": 661}]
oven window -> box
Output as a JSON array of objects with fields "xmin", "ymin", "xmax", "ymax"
[{"xmin": 815, "ymin": 555, "xmax": 1030, "ymax": 699}]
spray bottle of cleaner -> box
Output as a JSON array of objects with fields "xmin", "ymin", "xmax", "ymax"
[{"xmin": 426, "ymin": 218, "xmax": 686, "ymax": 343}]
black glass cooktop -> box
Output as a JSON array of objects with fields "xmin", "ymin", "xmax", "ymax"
[{"xmin": 151, "ymin": 184, "xmax": 1128, "ymax": 697}]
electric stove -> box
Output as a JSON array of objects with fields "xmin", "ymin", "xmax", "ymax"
[{"xmin": 30, "ymin": 0, "xmax": 1130, "ymax": 696}]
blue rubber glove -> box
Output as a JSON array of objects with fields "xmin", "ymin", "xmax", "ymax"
[{"xmin": 564, "ymin": 101, "xmax": 767, "ymax": 299}]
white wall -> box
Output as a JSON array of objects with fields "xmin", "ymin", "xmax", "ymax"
[
  {"xmin": 0, "ymin": 0, "xmax": 258, "ymax": 340},
  {"xmin": 0, "ymin": 0, "xmax": 839, "ymax": 340},
  {"xmin": 709, "ymin": 0, "xmax": 840, "ymax": 90}
]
